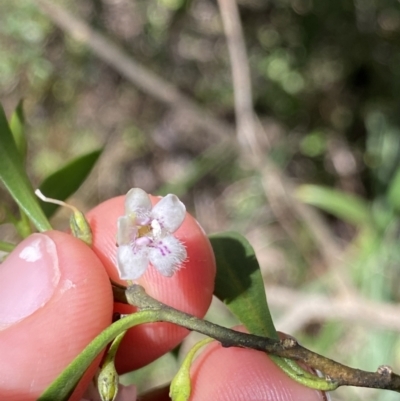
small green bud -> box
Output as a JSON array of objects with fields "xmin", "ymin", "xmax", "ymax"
[
  {"xmin": 170, "ymin": 337, "xmax": 213, "ymax": 401},
  {"xmin": 35, "ymin": 189, "xmax": 92, "ymax": 245},
  {"xmin": 97, "ymin": 331, "xmax": 127, "ymax": 401},
  {"xmin": 69, "ymin": 209, "xmax": 92, "ymax": 246},
  {"xmin": 98, "ymin": 360, "xmax": 119, "ymax": 401},
  {"xmin": 97, "ymin": 362, "xmax": 118, "ymax": 401}
]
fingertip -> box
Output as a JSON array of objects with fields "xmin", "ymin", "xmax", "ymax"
[
  {"xmin": 86, "ymin": 196, "xmax": 125, "ymax": 284},
  {"xmin": 190, "ymin": 339, "xmax": 325, "ymax": 401},
  {"xmin": 0, "ymin": 231, "xmax": 113, "ymax": 400}
]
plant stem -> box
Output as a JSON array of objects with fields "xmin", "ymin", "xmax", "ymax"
[{"xmin": 123, "ymin": 284, "xmax": 400, "ymax": 393}]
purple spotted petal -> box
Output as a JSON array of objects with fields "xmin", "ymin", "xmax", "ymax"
[{"xmin": 148, "ymin": 235, "xmax": 187, "ymax": 277}]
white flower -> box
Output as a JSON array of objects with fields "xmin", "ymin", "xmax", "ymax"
[{"xmin": 116, "ymin": 188, "xmax": 187, "ymax": 280}]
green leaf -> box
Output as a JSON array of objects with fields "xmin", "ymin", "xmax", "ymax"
[
  {"xmin": 38, "ymin": 149, "xmax": 102, "ymax": 218},
  {"xmin": 209, "ymin": 231, "xmax": 277, "ymax": 339},
  {"xmin": 296, "ymin": 184, "xmax": 373, "ymax": 227},
  {"xmin": 0, "ymin": 104, "xmax": 51, "ymax": 232},
  {"xmin": 9, "ymin": 100, "xmax": 27, "ymax": 161},
  {"xmin": 209, "ymin": 232, "xmax": 337, "ymax": 391}
]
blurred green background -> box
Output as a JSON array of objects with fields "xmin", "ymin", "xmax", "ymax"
[{"xmin": 2, "ymin": 0, "xmax": 400, "ymax": 399}]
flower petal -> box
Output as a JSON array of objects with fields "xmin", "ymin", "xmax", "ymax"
[
  {"xmin": 124, "ymin": 188, "xmax": 152, "ymax": 223},
  {"xmin": 117, "ymin": 244, "xmax": 149, "ymax": 280},
  {"xmin": 116, "ymin": 216, "xmax": 136, "ymax": 246},
  {"xmin": 149, "ymin": 235, "xmax": 187, "ymax": 277},
  {"xmin": 151, "ymin": 194, "xmax": 186, "ymax": 232}
]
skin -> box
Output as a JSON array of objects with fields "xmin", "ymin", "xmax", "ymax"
[
  {"xmin": 188, "ymin": 329, "xmax": 326, "ymax": 401},
  {"xmin": 0, "ymin": 231, "xmax": 113, "ymax": 401},
  {"xmin": 0, "ymin": 196, "xmax": 325, "ymax": 401}
]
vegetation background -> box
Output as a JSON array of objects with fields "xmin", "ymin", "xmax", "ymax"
[{"xmin": 2, "ymin": 0, "xmax": 400, "ymax": 400}]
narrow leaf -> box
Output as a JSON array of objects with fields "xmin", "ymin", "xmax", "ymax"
[
  {"xmin": 296, "ymin": 184, "xmax": 373, "ymax": 227},
  {"xmin": 210, "ymin": 231, "xmax": 277, "ymax": 339},
  {"xmin": 0, "ymin": 104, "xmax": 51, "ymax": 232},
  {"xmin": 9, "ymin": 100, "xmax": 27, "ymax": 161},
  {"xmin": 39, "ymin": 149, "xmax": 102, "ymax": 218}
]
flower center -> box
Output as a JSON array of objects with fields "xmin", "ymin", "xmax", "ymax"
[
  {"xmin": 138, "ymin": 225, "xmax": 151, "ymax": 237},
  {"xmin": 134, "ymin": 219, "xmax": 163, "ymax": 248}
]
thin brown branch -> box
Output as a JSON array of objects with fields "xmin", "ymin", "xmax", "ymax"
[{"xmin": 126, "ymin": 284, "xmax": 400, "ymax": 393}]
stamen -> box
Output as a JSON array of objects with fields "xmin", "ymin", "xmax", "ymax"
[
  {"xmin": 151, "ymin": 219, "xmax": 162, "ymax": 238},
  {"xmin": 35, "ymin": 189, "xmax": 79, "ymax": 212}
]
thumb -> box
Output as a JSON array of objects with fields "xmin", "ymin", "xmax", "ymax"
[
  {"xmin": 0, "ymin": 231, "xmax": 113, "ymax": 400},
  {"xmin": 189, "ymin": 328, "xmax": 326, "ymax": 401}
]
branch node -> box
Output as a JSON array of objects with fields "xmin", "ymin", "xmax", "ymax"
[
  {"xmin": 281, "ymin": 337, "xmax": 298, "ymax": 349},
  {"xmin": 126, "ymin": 284, "xmax": 163, "ymax": 310},
  {"xmin": 377, "ymin": 365, "xmax": 393, "ymax": 377}
]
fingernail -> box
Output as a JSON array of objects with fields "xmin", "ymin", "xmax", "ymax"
[{"xmin": 0, "ymin": 234, "xmax": 60, "ymax": 330}]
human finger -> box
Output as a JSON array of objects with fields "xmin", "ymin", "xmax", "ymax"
[
  {"xmin": 189, "ymin": 333, "xmax": 326, "ymax": 401},
  {"xmin": 0, "ymin": 231, "xmax": 113, "ymax": 400}
]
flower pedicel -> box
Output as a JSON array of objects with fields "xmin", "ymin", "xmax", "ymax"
[{"xmin": 116, "ymin": 188, "xmax": 187, "ymax": 280}]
